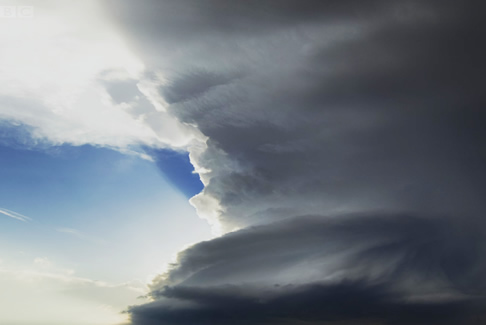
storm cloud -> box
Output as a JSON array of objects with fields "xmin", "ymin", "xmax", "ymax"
[
  {"xmin": 103, "ymin": 0, "xmax": 486, "ymax": 324},
  {"xmin": 106, "ymin": 0, "xmax": 486, "ymax": 229},
  {"xmin": 129, "ymin": 213, "xmax": 486, "ymax": 325}
]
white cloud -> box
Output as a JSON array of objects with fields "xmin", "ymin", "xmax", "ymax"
[
  {"xmin": 56, "ymin": 228, "xmax": 106, "ymax": 245},
  {"xmin": 0, "ymin": 208, "xmax": 31, "ymax": 222},
  {"xmin": 33, "ymin": 257, "xmax": 52, "ymax": 269},
  {"xmin": 0, "ymin": 0, "xmax": 197, "ymax": 153}
]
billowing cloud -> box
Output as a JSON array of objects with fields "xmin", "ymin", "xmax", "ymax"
[
  {"xmin": 100, "ymin": 0, "xmax": 486, "ymax": 324},
  {"xmin": 1, "ymin": 0, "xmax": 485, "ymax": 324},
  {"xmin": 131, "ymin": 283, "xmax": 484, "ymax": 325},
  {"xmin": 0, "ymin": 0, "xmax": 195, "ymax": 154},
  {"xmin": 105, "ymin": 0, "xmax": 486, "ymax": 231},
  {"xmin": 128, "ymin": 213, "xmax": 486, "ymax": 325}
]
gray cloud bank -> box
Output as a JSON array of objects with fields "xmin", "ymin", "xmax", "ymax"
[
  {"xmin": 104, "ymin": 0, "xmax": 486, "ymax": 323},
  {"xmin": 129, "ymin": 213, "xmax": 486, "ymax": 325}
]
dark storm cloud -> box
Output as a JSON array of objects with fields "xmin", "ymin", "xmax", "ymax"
[
  {"xmin": 115, "ymin": 0, "xmax": 486, "ymax": 229},
  {"xmin": 151, "ymin": 214, "xmax": 486, "ymax": 294},
  {"xmin": 130, "ymin": 282, "xmax": 484, "ymax": 325},
  {"xmin": 107, "ymin": 0, "xmax": 390, "ymax": 39},
  {"xmin": 161, "ymin": 70, "xmax": 239, "ymax": 105},
  {"xmin": 104, "ymin": 0, "xmax": 486, "ymax": 324},
  {"xmin": 129, "ymin": 213, "xmax": 486, "ymax": 325}
]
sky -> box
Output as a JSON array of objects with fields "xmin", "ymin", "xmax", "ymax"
[
  {"xmin": 0, "ymin": 1, "xmax": 485, "ymax": 325},
  {"xmin": 0, "ymin": 125, "xmax": 211, "ymax": 325}
]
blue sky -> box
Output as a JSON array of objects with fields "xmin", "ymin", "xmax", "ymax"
[
  {"xmin": 0, "ymin": 137, "xmax": 210, "ymax": 281},
  {"xmin": 0, "ymin": 126, "xmax": 211, "ymax": 324},
  {"xmin": 149, "ymin": 148, "xmax": 204, "ymax": 198}
]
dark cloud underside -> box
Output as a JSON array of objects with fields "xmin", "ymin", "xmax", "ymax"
[
  {"xmin": 104, "ymin": 0, "xmax": 486, "ymax": 324},
  {"xmin": 129, "ymin": 214, "xmax": 486, "ymax": 325}
]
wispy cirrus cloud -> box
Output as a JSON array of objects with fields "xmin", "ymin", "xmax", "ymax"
[
  {"xmin": 0, "ymin": 208, "xmax": 32, "ymax": 222},
  {"xmin": 56, "ymin": 227, "xmax": 106, "ymax": 245}
]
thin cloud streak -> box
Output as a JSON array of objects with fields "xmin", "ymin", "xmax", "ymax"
[
  {"xmin": 56, "ymin": 227, "xmax": 107, "ymax": 245},
  {"xmin": 0, "ymin": 208, "xmax": 32, "ymax": 222}
]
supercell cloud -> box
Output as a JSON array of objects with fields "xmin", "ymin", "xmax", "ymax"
[{"xmin": 102, "ymin": 0, "xmax": 486, "ymax": 324}]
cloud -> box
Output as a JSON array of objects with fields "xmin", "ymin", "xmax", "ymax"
[
  {"xmin": 56, "ymin": 228, "xmax": 106, "ymax": 245},
  {"xmin": 104, "ymin": 0, "xmax": 486, "ymax": 231},
  {"xmin": 99, "ymin": 0, "xmax": 486, "ymax": 324},
  {"xmin": 0, "ymin": 1, "xmax": 195, "ymax": 154},
  {"xmin": 33, "ymin": 257, "xmax": 53, "ymax": 269},
  {"xmin": 1, "ymin": 1, "xmax": 485, "ymax": 324},
  {"xmin": 131, "ymin": 283, "xmax": 485, "ymax": 325},
  {"xmin": 128, "ymin": 213, "xmax": 486, "ymax": 325},
  {"xmin": 0, "ymin": 207, "xmax": 32, "ymax": 222},
  {"xmin": 149, "ymin": 214, "xmax": 485, "ymax": 291}
]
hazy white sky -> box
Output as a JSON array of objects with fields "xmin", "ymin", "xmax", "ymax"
[{"xmin": 0, "ymin": 1, "xmax": 211, "ymax": 324}]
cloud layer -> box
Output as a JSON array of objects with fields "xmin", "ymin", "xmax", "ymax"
[
  {"xmin": 104, "ymin": 0, "xmax": 486, "ymax": 230},
  {"xmin": 129, "ymin": 213, "xmax": 486, "ymax": 325},
  {"xmin": 99, "ymin": 0, "xmax": 486, "ymax": 324},
  {"xmin": 104, "ymin": 0, "xmax": 486, "ymax": 323}
]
